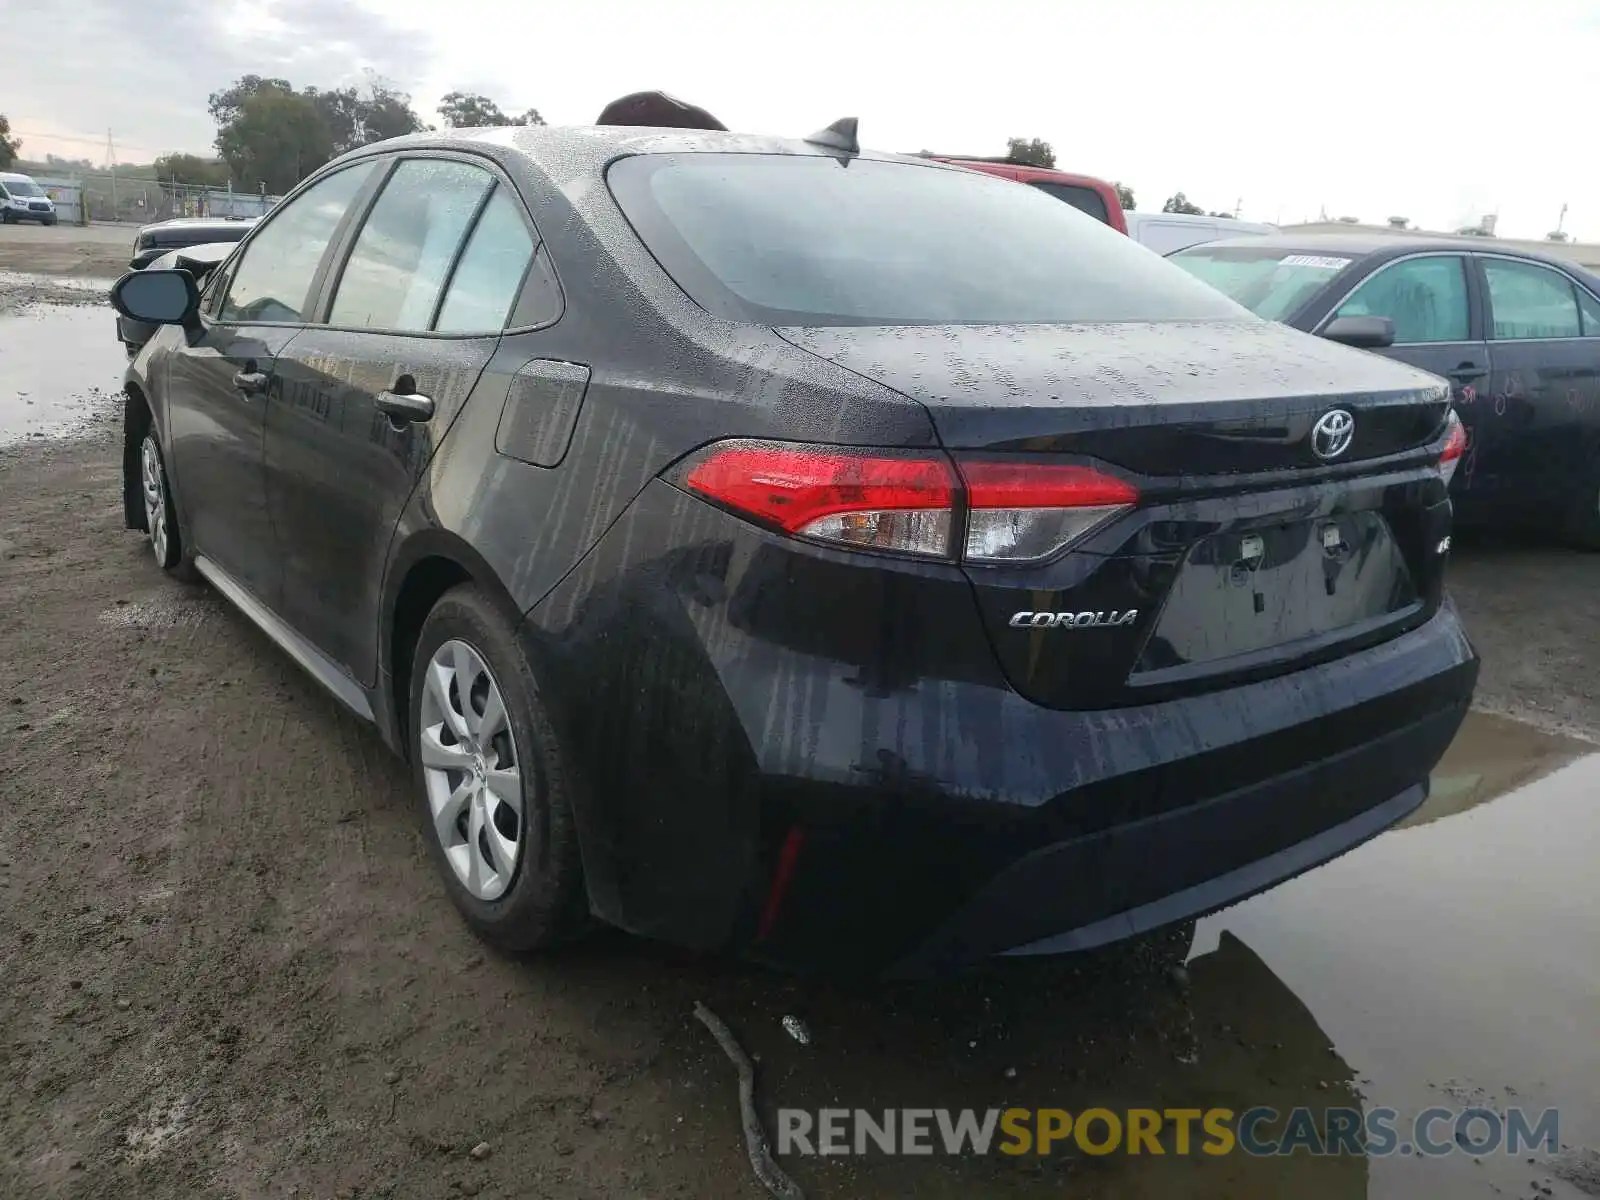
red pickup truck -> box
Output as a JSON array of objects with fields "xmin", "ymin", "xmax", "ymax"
[{"xmin": 924, "ymin": 156, "xmax": 1128, "ymax": 235}]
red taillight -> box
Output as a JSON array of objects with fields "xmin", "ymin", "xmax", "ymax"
[
  {"xmin": 958, "ymin": 459, "xmax": 1139, "ymax": 563},
  {"xmin": 681, "ymin": 441, "xmax": 956, "ymax": 557},
  {"xmin": 1440, "ymin": 411, "xmax": 1466, "ymax": 486},
  {"xmin": 677, "ymin": 440, "xmax": 1139, "ymax": 563}
]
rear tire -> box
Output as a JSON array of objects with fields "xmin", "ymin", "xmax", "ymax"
[{"xmin": 408, "ymin": 586, "xmax": 588, "ymax": 952}]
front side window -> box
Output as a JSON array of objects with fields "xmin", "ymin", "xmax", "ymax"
[
  {"xmin": 328, "ymin": 159, "xmax": 495, "ymax": 332},
  {"xmin": 1483, "ymin": 258, "xmax": 1581, "ymax": 340},
  {"xmin": 1169, "ymin": 246, "xmax": 1353, "ymax": 322},
  {"xmin": 609, "ymin": 154, "xmax": 1244, "ymax": 326},
  {"xmin": 219, "ymin": 163, "xmax": 376, "ymax": 324},
  {"xmin": 1334, "ymin": 256, "xmax": 1469, "ymax": 343},
  {"xmin": 434, "ymin": 187, "xmax": 538, "ymax": 333}
]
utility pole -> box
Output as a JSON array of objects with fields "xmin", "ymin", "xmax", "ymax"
[{"xmin": 1234, "ymin": 196, "xmax": 1242, "ymax": 219}]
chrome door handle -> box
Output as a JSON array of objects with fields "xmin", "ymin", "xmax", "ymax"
[{"xmin": 375, "ymin": 390, "xmax": 435, "ymax": 422}]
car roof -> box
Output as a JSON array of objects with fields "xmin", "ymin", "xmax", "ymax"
[
  {"xmin": 0, "ymin": 171, "xmax": 34, "ymax": 181},
  {"xmin": 1193, "ymin": 230, "xmax": 1585, "ymax": 267},
  {"xmin": 325, "ymin": 122, "xmax": 967, "ymax": 178}
]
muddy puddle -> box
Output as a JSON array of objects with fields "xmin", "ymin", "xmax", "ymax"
[
  {"xmin": 0, "ymin": 302, "xmax": 126, "ymax": 446},
  {"xmin": 660, "ymin": 711, "xmax": 1599, "ymax": 1199}
]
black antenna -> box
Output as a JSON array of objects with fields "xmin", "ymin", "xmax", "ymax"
[{"xmin": 804, "ymin": 118, "xmax": 860, "ymax": 155}]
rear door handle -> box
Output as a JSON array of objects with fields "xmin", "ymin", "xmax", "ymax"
[
  {"xmin": 232, "ymin": 369, "xmax": 269, "ymax": 395},
  {"xmin": 375, "ymin": 389, "xmax": 435, "ymax": 423},
  {"xmin": 1447, "ymin": 362, "xmax": 1484, "ymax": 381}
]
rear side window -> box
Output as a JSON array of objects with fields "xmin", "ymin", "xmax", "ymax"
[
  {"xmin": 435, "ymin": 187, "xmax": 538, "ymax": 333},
  {"xmin": 1483, "ymin": 258, "xmax": 1582, "ymax": 340},
  {"xmin": 329, "ymin": 159, "xmax": 495, "ymax": 332},
  {"xmin": 608, "ymin": 154, "xmax": 1242, "ymax": 326},
  {"xmin": 1027, "ymin": 180, "xmax": 1110, "ymax": 225},
  {"xmin": 1335, "ymin": 256, "xmax": 1469, "ymax": 344},
  {"xmin": 220, "ymin": 163, "xmax": 375, "ymax": 324}
]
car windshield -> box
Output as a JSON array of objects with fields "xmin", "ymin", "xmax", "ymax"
[
  {"xmin": 1169, "ymin": 245, "xmax": 1355, "ymax": 321},
  {"xmin": 4, "ymin": 179, "xmax": 44, "ymax": 197},
  {"xmin": 607, "ymin": 153, "xmax": 1247, "ymax": 326}
]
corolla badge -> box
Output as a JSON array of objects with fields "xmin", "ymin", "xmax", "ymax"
[
  {"xmin": 1311, "ymin": 408, "xmax": 1356, "ymax": 460},
  {"xmin": 1009, "ymin": 610, "xmax": 1139, "ymax": 629}
]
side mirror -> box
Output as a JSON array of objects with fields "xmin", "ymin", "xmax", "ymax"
[
  {"xmin": 109, "ymin": 269, "xmax": 200, "ymax": 327},
  {"xmin": 1321, "ymin": 314, "xmax": 1395, "ymax": 349}
]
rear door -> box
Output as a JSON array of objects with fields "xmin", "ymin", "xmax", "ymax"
[
  {"xmin": 164, "ymin": 161, "xmax": 380, "ymax": 606},
  {"xmin": 266, "ymin": 154, "xmax": 544, "ymax": 685},
  {"xmin": 1474, "ymin": 254, "xmax": 1600, "ymax": 517}
]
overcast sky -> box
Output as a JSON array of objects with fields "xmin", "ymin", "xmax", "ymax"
[{"xmin": 8, "ymin": 0, "xmax": 1598, "ymax": 239}]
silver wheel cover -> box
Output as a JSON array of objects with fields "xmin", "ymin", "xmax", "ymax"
[
  {"xmin": 140, "ymin": 435, "xmax": 169, "ymax": 565},
  {"xmin": 419, "ymin": 639, "xmax": 524, "ymax": 901}
]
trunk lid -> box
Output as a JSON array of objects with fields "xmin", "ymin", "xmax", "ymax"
[{"xmin": 778, "ymin": 319, "xmax": 1455, "ymax": 710}]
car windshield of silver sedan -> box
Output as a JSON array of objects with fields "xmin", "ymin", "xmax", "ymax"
[
  {"xmin": 1170, "ymin": 245, "xmax": 1353, "ymax": 321},
  {"xmin": 608, "ymin": 153, "xmax": 1249, "ymax": 326}
]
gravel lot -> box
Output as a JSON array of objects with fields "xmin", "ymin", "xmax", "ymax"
[{"xmin": 2, "ymin": 241, "xmax": 1596, "ymax": 1200}]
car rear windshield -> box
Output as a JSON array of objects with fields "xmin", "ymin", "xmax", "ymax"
[
  {"xmin": 1169, "ymin": 245, "xmax": 1355, "ymax": 321},
  {"xmin": 4, "ymin": 179, "xmax": 43, "ymax": 197},
  {"xmin": 607, "ymin": 154, "xmax": 1245, "ymax": 326},
  {"xmin": 1027, "ymin": 180, "xmax": 1110, "ymax": 225}
]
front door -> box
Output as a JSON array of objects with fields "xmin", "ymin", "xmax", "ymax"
[
  {"xmin": 1475, "ymin": 254, "xmax": 1600, "ymax": 521},
  {"xmin": 164, "ymin": 159, "xmax": 381, "ymax": 607},
  {"xmin": 267, "ymin": 156, "xmax": 541, "ymax": 685},
  {"xmin": 1318, "ymin": 252, "xmax": 1494, "ymax": 504}
]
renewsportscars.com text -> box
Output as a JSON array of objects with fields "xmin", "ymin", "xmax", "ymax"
[{"xmin": 777, "ymin": 1106, "xmax": 1560, "ymax": 1158}]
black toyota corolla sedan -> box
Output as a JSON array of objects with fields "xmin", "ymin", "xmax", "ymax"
[
  {"xmin": 109, "ymin": 121, "xmax": 1478, "ymax": 976},
  {"xmin": 1171, "ymin": 233, "xmax": 1600, "ymax": 546}
]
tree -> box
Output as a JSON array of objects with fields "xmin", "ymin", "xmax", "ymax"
[
  {"xmin": 360, "ymin": 76, "xmax": 427, "ymax": 142},
  {"xmin": 1113, "ymin": 181, "xmax": 1135, "ymax": 211},
  {"xmin": 438, "ymin": 91, "xmax": 544, "ymax": 128},
  {"xmin": 0, "ymin": 115, "xmax": 20, "ymax": 171},
  {"xmin": 1005, "ymin": 137, "xmax": 1055, "ymax": 168},
  {"xmin": 1162, "ymin": 192, "xmax": 1204, "ymax": 215},
  {"xmin": 153, "ymin": 153, "xmax": 230, "ymax": 187},
  {"xmin": 215, "ymin": 83, "xmax": 334, "ymax": 194},
  {"xmin": 210, "ymin": 73, "xmax": 427, "ymax": 192}
]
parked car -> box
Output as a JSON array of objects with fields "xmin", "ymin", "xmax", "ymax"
[
  {"xmin": 1171, "ymin": 233, "xmax": 1600, "ymax": 546},
  {"xmin": 1125, "ymin": 211, "xmax": 1277, "ymax": 255},
  {"xmin": 109, "ymin": 122, "xmax": 1476, "ymax": 976},
  {"xmin": 115, "ymin": 241, "xmax": 236, "ymax": 356},
  {"xmin": 923, "ymin": 154, "xmax": 1128, "ymax": 234},
  {"xmin": 128, "ymin": 216, "xmax": 256, "ymax": 270},
  {"xmin": 0, "ymin": 172, "xmax": 58, "ymax": 225}
]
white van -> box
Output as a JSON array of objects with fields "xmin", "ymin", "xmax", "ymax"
[
  {"xmin": 1125, "ymin": 211, "xmax": 1274, "ymax": 256},
  {"xmin": 0, "ymin": 172, "xmax": 58, "ymax": 225}
]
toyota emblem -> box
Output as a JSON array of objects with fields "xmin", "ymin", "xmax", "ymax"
[{"xmin": 1311, "ymin": 409, "xmax": 1356, "ymax": 460}]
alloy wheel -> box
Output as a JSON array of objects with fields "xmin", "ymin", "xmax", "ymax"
[
  {"xmin": 140, "ymin": 435, "xmax": 169, "ymax": 565},
  {"xmin": 418, "ymin": 639, "xmax": 524, "ymax": 901}
]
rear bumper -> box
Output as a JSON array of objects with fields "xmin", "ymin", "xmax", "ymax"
[{"xmin": 524, "ymin": 480, "xmax": 1479, "ymax": 976}]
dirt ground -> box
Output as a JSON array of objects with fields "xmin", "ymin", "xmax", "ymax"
[
  {"xmin": 0, "ymin": 222, "xmax": 135, "ymax": 279},
  {"xmin": 2, "ymin": 240, "xmax": 1597, "ymax": 1200}
]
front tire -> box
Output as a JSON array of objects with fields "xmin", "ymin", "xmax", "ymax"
[
  {"xmin": 42, "ymin": 215, "xmax": 57, "ymax": 227},
  {"xmin": 1565, "ymin": 478, "xmax": 1600, "ymax": 550},
  {"xmin": 138, "ymin": 433, "xmax": 190, "ymax": 575},
  {"xmin": 408, "ymin": 586, "xmax": 587, "ymax": 952}
]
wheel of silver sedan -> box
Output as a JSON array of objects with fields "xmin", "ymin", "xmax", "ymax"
[
  {"xmin": 140, "ymin": 433, "xmax": 170, "ymax": 565},
  {"xmin": 418, "ymin": 639, "xmax": 524, "ymax": 901}
]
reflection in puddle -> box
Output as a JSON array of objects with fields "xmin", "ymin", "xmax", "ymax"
[{"xmin": 664, "ymin": 712, "xmax": 1597, "ymax": 1199}]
